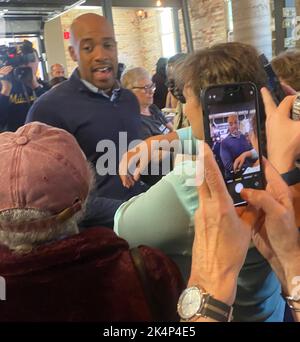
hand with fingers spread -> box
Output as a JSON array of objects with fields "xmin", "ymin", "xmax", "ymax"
[
  {"xmin": 261, "ymin": 87, "xmax": 300, "ymax": 173},
  {"xmin": 189, "ymin": 144, "xmax": 253, "ymax": 310}
]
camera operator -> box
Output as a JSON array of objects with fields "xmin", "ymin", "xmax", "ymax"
[{"xmin": 0, "ymin": 41, "xmax": 48, "ymax": 132}]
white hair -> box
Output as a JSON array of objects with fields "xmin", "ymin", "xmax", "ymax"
[
  {"xmin": 121, "ymin": 67, "xmax": 151, "ymax": 89},
  {"xmin": 0, "ymin": 208, "xmax": 82, "ymax": 254}
]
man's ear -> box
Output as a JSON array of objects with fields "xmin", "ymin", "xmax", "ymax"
[{"xmin": 68, "ymin": 46, "xmax": 77, "ymax": 62}]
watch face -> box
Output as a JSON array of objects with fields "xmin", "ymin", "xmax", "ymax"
[{"xmin": 178, "ymin": 286, "xmax": 202, "ymax": 320}]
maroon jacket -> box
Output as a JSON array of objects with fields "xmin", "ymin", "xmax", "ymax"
[{"xmin": 0, "ymin": 227, "xmax": 184, "ymax": 322}]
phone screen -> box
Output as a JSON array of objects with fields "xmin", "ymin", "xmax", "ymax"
[{"xmin": 202, "ymin": 82, "xmax": 265, "ymax": 206}]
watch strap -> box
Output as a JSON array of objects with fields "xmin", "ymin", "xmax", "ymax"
[
  {"xmin": 281, "ymin": 167, "xmax": 300, "ymax": 186},
  {"xmin": 202, "ymin": 295, "xmax": 233, "ymax": 322}
]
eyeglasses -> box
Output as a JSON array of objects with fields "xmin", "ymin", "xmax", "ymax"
[{"xmin": 132, "ymin": 83, "xmax": 156, "ymax": 94}]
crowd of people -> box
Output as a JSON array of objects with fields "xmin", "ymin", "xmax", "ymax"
[{"xmin": 0, "ymin": 13, "xmax": 299, "ymax": 323}]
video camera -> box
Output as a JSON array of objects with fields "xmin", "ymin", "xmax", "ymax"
[{"xmin": 0, "ymin": 40, "xmax": 36, "ymax": 83}]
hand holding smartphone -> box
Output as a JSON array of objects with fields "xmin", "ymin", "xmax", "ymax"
[{"xmin": 201, "ymin": 82, "xmax": 265, "ymax": 206}]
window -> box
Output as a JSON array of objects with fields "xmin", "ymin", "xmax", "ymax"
[
  {"xmin": 226, "ymin": 0, "xmax": 233, "ymax": 41},
  {"xmin": 159, "ymin": 8, "xmax": 176, "ymax": 58}
]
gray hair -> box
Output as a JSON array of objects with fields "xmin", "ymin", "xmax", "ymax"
[
  {"xmin": 0, "ymin": 162, "xmax": 96, "ymax": 254},
  {"xmin": 121, "ymin": 67, "xmax": 151, "ymax": 89},
  {"xmin": 0, "ymin": 209, "xmax": 81, "ymax": 253}
]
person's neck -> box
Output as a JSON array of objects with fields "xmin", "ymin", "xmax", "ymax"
[{"xmin": 140, "ymin": 105, "xmax": 151, "ymax": 116}]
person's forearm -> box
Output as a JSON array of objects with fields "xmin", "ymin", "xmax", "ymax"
[{"xmin": 144, "ymin": 131, "xmax": 179, "ymax": 154}]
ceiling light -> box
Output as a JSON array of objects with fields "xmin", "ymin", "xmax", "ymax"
[{"xmin": 156, "ymin": 0, "xmax": 162, "ymax": 6}]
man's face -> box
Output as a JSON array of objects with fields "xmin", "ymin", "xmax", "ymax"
[
  {"xmin": 51, "ymin": 65, "xmax": 65, "ymax": 78},
  {"xmin": 69, "ymin": 17, "xmax": 118, "ymax": 90},
  {"xmin": 228, "ymin": 116, "xmax": 239, "ymax": 134}
]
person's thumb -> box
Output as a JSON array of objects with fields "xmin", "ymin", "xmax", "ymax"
[{"xmin": 241, "ymin": 188, "xmax": 282, "ymax": 215}]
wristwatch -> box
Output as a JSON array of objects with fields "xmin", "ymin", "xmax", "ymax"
[
  {"xmin": 292, "ymin": 94, "xmax": 300, "ymax": 121},
  {"xmin": 177, "ymin": 286, "xmax": 233, "ymax": 322}
]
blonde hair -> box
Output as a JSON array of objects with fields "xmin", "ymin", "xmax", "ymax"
[{"xmin": 121, "ymin": 67, "xmax": 151, "ymax": 89}]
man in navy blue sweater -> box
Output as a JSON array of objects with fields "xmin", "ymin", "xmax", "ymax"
[
  {"xmin": 26, "ymin": 13, "xmax": 148, "ymax": 228},
  {"xmin": 220, "ymin": 115, "xmax": 256, "ymax": 179}
]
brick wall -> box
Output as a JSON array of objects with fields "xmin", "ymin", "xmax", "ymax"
[
  {"xmin": 188, "ymin": 0, "xmax": 227, "ymax": 50},
  {"xmin": 48, "ymin": 1, "xmax": 274, "ymax": 79},
  {"xmin": 59, "ymin": 7, "xmax": 162, "ymax": 76},
  {"xmin": 113, "ymin": 8, "xmax": 162, "ymax": 75},
  {"xmin": 138, "ymin": 9, "xmax": 163, "ymax": 74},
  {"xmin": 113, "ymin": 8, "xmax": 143, "ymax": 71}
]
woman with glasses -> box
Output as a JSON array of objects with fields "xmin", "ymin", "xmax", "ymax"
[{"xmin": 121, "ymin": 67, "xmax": 173, "ymax": 141}]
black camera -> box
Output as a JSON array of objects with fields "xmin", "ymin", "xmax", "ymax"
[
  {"xmin": 0, "ymin": 40, "xmax": 36, "ymax": 68},
  {"xmin": 0, "ymin": 40, "xmax": 36, "ymax": 83}
]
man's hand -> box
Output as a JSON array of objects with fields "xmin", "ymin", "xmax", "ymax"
[
  {"xmin": 233, "ymin": 150, "xmax": 252, "ymax": 173},
  {"xmin": 118, "ymin": 131, "xmax": 179, "ymax": 188},
  {"xmin": 0, "ymin": 66, "xmax": 13, "ymax": 96}
]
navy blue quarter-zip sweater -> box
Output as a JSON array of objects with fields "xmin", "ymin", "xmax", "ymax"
[{"xmin": 26, "ymin": 69, "xmax": 148, "ymax": 227}]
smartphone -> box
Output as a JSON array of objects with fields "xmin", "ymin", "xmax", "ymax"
[
  {"xmin": 201, "ymin": 82, "xmax": 265, "ymax": 206},
  {"xmin": 259, "ymin": 53, "xmax": 286, "ymax": 104}
]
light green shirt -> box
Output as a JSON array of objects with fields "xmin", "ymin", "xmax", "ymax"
[
  {"xmin": 114, "ymin": 127, "xmax": 284, "ymax": 321},
  {"xmin": 114, "ymin": 160, "xmax": 197, "ymax": 280}
]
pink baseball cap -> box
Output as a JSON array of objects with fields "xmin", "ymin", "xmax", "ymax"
[{"xmin": 0, "ymin": 122, "xmax": 91, "ymax": 231}]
